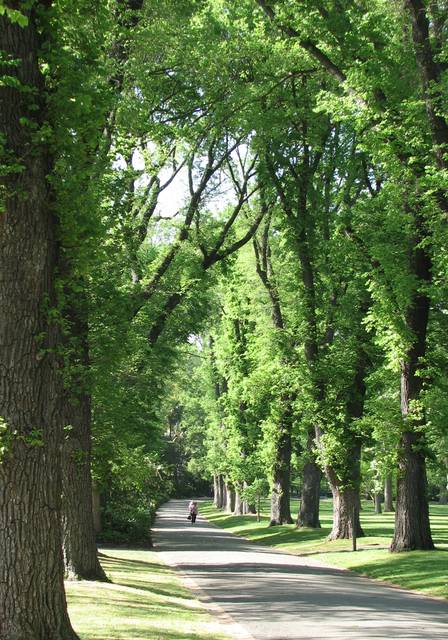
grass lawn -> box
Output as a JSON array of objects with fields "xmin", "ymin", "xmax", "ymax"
[
  {"xmin": 201, "ymin": 499, "xmax": 448, "ymax": 599},
  {"xmin": 66, "ymin": 548, "xmax": 231, "ymax": 640}
]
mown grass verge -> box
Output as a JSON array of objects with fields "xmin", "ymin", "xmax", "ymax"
[
  {"xmin": 201, "ymin": 499, "xmax": 448, "ymax": 599},
  {"xmin": 66, "ymin": 548, "xmax": 231, "ymax": 640}
]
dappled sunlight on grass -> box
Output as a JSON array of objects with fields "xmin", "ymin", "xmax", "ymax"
[
  {"xmin": 202, "ymin": 499, "xmax": 448, "ymax": 599},
  {"xmin": 66, "ymin": 548, "xmax": 231, "ymax": 640}
]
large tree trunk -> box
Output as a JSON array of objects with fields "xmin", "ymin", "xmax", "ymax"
[
  {"xmin": 391, "ymin": 225, "xmax": 434, "ymax": 552},
  {"xmin": 391, "ymin": 431, "xmax": 434, "ymax": 551},
  {"xmin": 0, "ymin": 6, "xmax": 78, "ymax": 638},
  {"xmin": 384, "ymin": 475, "xmax": 395, "ymax": 512},
  {"xmin": 327, "ymin": 478, "xmax": 364, "ymax": 540},
  {"xmin": 405, "ymin": 0, "xmax": 448, "ymax": 177},
  {"xmin": 297, "ymin": 429, "xmax": 321, "ymax": 528},
  {"xmin": 326, "ymin": 442, "xmax": 364, "ymax": 540},
  {"xmin": 213, "ymin": 474, "xmax": 219, "ymax": 507},
  {"xmin": 374, "ymin": 493, "xmax": 382, "ymax": 514},
  {"xmin": 270, "ymin": 414, "xmax": 294, "ymax": 526},
  {"xmin": 61, "ymin": 313, "xmax": 107, "ymax": 580},
  {"xmin": 234, "ymin": 486, "xmax": 244, "ymax": 515},
  {"xmin": 224, "ymin": 482, "xmax": 235, "ymax": 513},
  {"xmin": 218, "ymin": 475, "xmax": 226, "ymax": 509}
]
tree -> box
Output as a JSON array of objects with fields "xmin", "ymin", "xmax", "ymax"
[
  {"xmin": 255, "ymin": 0, "xmax": 438, "ymax": 552},
  {"xmin": 0, "ymin": 3, "xmax": 79, "ymax": 637}
]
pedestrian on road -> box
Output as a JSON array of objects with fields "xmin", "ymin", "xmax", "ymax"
[{"xmin": 188, "ymin": 500, "xmax": 198, "ymax": 524}]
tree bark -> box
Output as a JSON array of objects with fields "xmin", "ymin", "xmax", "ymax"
[
  {"xmin": 327, "ymin": 475, "xmax": 364, "ymax": 540},
  {"xmin": 404, "ymin": 0, "xmax": 448, "ymax": 175},
  {"xmin": 218, "ymin": 475, "xmax": 226, "ymax": 509},
  {"xmin": 270, "ymin": 413, "xmax": 294, "ymax": 525},
  {"xmin": 391, "ymin": 219, "xmax": 434, "ymax": 551},
  {"xmin": 61, "ymin": 317, "xmax": 107, "ymax": 580},
  {"xmin": 384, "ymin": 475, "xmax": 395, "ymax": 512},
  {"xmin": 297, "ymin": 429, "xmax": 321, "ymax": 528},
  {"xmin": 224, "ymin": 482, "xmax": 235, "ymax": 513},
  {"xmin": 0, "ymin": 6, "xmax": 78, "ymax": 638},
  {"xmin": 374, "ymin": 493, "xmax": 382, "ymax": 514},
  {"xmin": 213, "ymin": 474, "xmax": 219, "ymax": 507},
  {"xmin": 391, "ymin": 431, "xmax": 434, "ymax": 551},
  {"xmin": 234, "ymin": 486, "xmax": 244, "ymax": 515}
]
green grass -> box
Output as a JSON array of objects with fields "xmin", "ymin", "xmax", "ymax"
[
  {"xmin": 201, "ymin": 499, "xmax": 448, "ymax": 599},
  {"xmin": 66, "ymin": 548, "xmax": 231, "ymax": 640}
]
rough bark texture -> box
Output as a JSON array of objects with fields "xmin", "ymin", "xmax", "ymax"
[
  {"xmin": 391, "ymin": 431, "xmax": 434, "ymax": 551},
  {"xmin": 384, "ymin": 475, "xmax": 395, "ymax": 512},
  {"xmin": 327, "ymin": 473, "xmax": 364, "ymax": 540},
  {"xmin": 0, "ymin": 6, "xmax": 79, "ymax": 638},
  {"xmin": 297, "ymin": 429, "xmax": 321, "ymax": 528}
]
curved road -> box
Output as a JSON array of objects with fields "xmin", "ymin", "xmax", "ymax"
[{"xmin": 153, "ymin": 500, "xmax": 448, "ymax": 640}]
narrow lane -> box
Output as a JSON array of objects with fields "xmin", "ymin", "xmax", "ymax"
[{"xmin": 154, "ymin": 500, "xmax": 448, "ymax": 640}]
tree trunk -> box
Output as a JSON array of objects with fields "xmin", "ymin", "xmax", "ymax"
[
  {"xmin": 224, "ymin": 482, "xmax": 235, "ymax": 513},
  {"xmin": 384, "ymin": 475, "xmax": 395, "ymax": 512},
  {"xmin": 213, "ymin": 474, "xmax": 219, "ymax": 507},
  {"xmin": 404, "ymin": 0, "xmax": 448, "ymax": 178},
  {"xmin": 297, "ymin": 429, "xmax": 321, "ymax": 528},
  {"xmin": 328, "ymin": 480, "xmax": 364, "ymax": 540},
  {"xmin": 391, "ymin": 231, "xmax": 434, "ymax": 551},
  {"xmin": 374, "ymin": 493, "xmax": 382, "ymax": 514},
  {"xmin": 62, "ymin": 381, "xmax": 107, "ymax": 580},
  {"xmin": 234, "ymin": 486, "xmax": 244, "ymax": 515},
  {"xmin": 0, "ymin": 7, "xmax": 78, "ymax": 638},
  {"xmin": 270, "ymin": 416, "xmax": 294, "ymax": 526},
  {"xmin": 391, "ymin": 431, "xmax": 434, "ymax": 551},
  {"xmin": 219, "ymin": 475, "xmax": 226, "ymax": 508},
  {"xmin": 439, "ymin": 481, "xmax": 448, "ymax": 504},
  {"xmin": 221, "ymin": 479, "xmax": 227, "ymax": 510},
  {"xmin": 326, "ymin": 439, "xmax": 364, "ymax": 540}
]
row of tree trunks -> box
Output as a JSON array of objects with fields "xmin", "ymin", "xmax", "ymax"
[
  {"xmin": 256, "ymin": 0, "xmax": 436, "ymax": 554},
  {"xmin": 0, "ymin": 5, "xmax": 79, "ymax": 638}
]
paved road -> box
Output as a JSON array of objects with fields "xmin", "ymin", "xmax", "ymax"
[{"xmin": 153, "ymin": 500, "xmax": 448, "ymax": 640}]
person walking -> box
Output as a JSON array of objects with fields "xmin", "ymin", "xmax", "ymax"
[{"xmin": 188, "ymin": 500, "xmax": 198, "ymax": 524}]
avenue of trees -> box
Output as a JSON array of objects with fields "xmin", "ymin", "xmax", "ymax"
[{"xmin": 1, "ymin": 0, "xmax": 447, "ymax": 637}]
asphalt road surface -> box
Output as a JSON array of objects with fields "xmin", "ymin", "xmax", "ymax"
[{"xmin": 153, "ymin": 499, "xmax": 448, "ymax": 640}]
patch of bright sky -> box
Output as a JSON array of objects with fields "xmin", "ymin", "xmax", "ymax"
[{"xmin": 132, "ymin": 144, "xmax": 248, "ymax": 218}]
